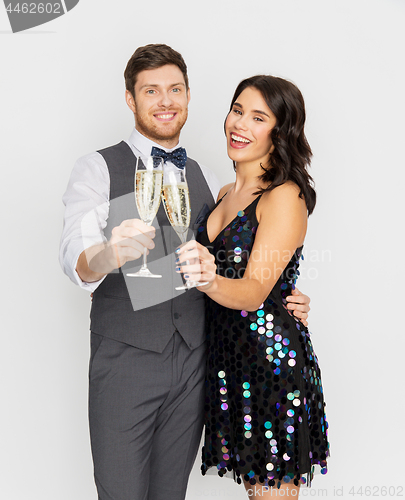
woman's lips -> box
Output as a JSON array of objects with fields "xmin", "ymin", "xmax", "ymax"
[
  {"xmin": 154, "ymin": 112, "xmax": 177, "ymax": 122},
  {"xmin": 230, "ymin": 132, "xmax": 252, "ymax": 149}
]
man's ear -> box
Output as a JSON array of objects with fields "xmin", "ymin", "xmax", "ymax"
[
  {"xmin": 125, "ymin": 89, "xmax": 136, "ymax": 113},
  {"xmin": 187, "ymin": 87, "xmax": 191, "ymax": 105}
]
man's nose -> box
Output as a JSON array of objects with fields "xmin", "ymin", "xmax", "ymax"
[{"xmin": 158, "ymin": 91, "xmax": 173, "ymax": 107}]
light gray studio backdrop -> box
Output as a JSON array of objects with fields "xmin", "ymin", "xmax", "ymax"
[{"xmin": 1, "ymin": 1, "xmax": 404, "ymax": 498}]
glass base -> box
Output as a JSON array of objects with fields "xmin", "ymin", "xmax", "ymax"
[
  {"xmin": 175, "ymin": 280, "xmax": 209, "ymax": 290},
  {"xmin": 127, "ymin": 268, "xmax": 162, "ymax": 278}
]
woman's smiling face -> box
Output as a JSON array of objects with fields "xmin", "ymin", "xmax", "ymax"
[{"xmin": 225, "ymin": 86, "xmax": 277, "ymax": 168}]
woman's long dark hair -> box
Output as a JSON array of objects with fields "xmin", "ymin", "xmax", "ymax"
[{"xmin": 228, "ymin": 75, "xmax": 316, "ymax": 215}]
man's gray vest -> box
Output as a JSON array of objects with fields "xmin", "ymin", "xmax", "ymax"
[{"xmin": 90, "ymin": 141, "xmax": 215, "ymax": 353}]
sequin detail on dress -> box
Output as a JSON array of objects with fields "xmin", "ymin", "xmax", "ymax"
[{"xmin": 197, "ymin": 195, "xmax": 329, "ymax": 487}]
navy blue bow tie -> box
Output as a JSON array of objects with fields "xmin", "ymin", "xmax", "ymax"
[{"xmin": 151, "ymin": 146, "xmax": 187, "ymax": 170}]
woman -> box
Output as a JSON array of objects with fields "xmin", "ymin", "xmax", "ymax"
[{"xmin": 177, "ymin": 75, "xmax": 329, "ymax": 498}]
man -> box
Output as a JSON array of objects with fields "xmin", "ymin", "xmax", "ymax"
[{"xmin": 59, "ymin": 44, "xmax": 310, "ymax": 500}]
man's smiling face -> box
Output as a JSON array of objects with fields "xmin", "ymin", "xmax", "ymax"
[{"xmin": 126, "ymin": 64, "xmax": 190, "ymax": 149}]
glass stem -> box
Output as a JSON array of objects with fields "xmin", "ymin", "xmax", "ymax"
[
  {"xmin": 140, "ymin": 246, "xmax": 148, "ymax": 271},
  {"xmin": 180, "ymin": 233, "xmax": 192, "ymax": 288}
]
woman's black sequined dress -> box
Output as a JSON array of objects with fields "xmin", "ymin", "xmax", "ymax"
[{"xmin": 197, "ymin": 195, "xmax": 329, "ymax": 487}]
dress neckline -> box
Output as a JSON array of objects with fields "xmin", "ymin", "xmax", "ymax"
[{"xmin": 206, "ymin": 194, "xmax": 262, "ymax": 245}]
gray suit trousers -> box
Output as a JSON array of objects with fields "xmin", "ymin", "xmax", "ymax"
[{"xmin": 88, "ymin": 331, "xmax": 207, "ymax": 500}]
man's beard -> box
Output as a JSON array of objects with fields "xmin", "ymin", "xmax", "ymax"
[{"xmin": 135, "ymin": 108, "xmax": 188, "ymax": 144}]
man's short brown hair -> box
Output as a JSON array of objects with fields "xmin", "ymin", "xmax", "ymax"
[{"xmin": 124, "ymin": 44, "xmax": 189, "ymax": 97}]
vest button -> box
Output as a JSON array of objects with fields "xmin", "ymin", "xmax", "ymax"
[{"xmin": 174, "ymin": 312, "xmax": 180, "ymax": 319}]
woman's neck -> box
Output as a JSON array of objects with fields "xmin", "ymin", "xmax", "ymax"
[{"xmin": 233, "ymin": 161, "xmax": 269, "ymax": 194}]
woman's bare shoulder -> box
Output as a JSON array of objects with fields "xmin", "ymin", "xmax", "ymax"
[
  {"xmin": 261, "ymin": 181, "xmax": 305, "ymax": 206},
  {"xmin": 217, "ymin": 182, "xmax": 234, "ymax": 202},
  {"xmin": 258, "ymin": 182, "xmax": 307, "ymax": 220}
]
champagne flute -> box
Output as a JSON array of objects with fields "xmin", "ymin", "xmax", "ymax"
[
  {"xmin": 161, "ymin": 167, "xmax": 208, "ymax": 290},
  {"xmin": 126, "ymin": 155, "xmax": 163, "ymax": 278}
]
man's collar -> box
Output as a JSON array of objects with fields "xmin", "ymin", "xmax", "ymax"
[{"xmin": 128, "ymin": 128, "xmax": 181, "ymax": 156}]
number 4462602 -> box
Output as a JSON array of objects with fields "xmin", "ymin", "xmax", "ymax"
[
  {"xmin": 349, "ymin": 486, "xmax": 404, "ymax": 496},
  {"xmin": 5, "ymin": 3, "xmax": 62, "ymax": 14}
]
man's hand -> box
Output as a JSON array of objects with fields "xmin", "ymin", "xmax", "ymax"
[
  {"xmin": 76, "ymin": 219, "xmax": 156, "ymax": 283},
  {"xmin": 285, "ymin": 287, "xmax": 310, "ymax": 327},
  {"xmin": 109, "ymin": 219, "xmax": 156, "ymax": 269}
]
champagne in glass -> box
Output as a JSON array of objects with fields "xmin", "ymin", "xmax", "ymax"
[
  {"xmin": 136, "ymin": 170, "xmax": 163, "ymax": 225},
  {"xmin": 127, "ymin": 156, "xmax": 163, "ymax": 278},
  {"xmin": 162, "ymin": 181, "xmax": 190, "ymax": 243},
  {"xmin": 162, "ymin": 168, "xmax": 208, "ymax": 290}
]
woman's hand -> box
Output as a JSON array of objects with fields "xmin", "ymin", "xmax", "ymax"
[
  {"xmin": 175, "ymin": 240, "xmax": 217, "ymax": 290},
  {"xmin": 286, "ymin": 287, "xmax": 310, "ymax": 326}
]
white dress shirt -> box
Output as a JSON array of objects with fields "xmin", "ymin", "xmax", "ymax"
[{"xmin": 59, "ymin": 128, "xmax": 221, "ymax": 292}]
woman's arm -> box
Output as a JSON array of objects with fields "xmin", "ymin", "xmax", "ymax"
[{"xmin": 178, "ymin": 182, "xmax": 307, "ymax": 311}]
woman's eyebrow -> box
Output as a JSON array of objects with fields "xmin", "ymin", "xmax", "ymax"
[{"xmin": 233, "ymin": 101, "xmax": 270, "ymax": 118}]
